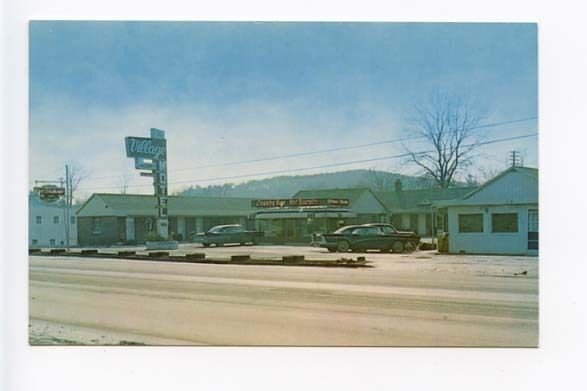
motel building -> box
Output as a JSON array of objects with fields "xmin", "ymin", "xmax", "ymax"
[
  {"xmin": 74, "ymin": 186, "xmax": 482, "ymax": 246},
  {"xmin": 375, "ymin": 181, "xmax": 476, "ymax": 237},
  {"xmin": 434, "ymin": 166, "xmax": 539, "ymax": 255},
  {"xmin": 75, "ymin": 193, "xmax": 256, "ymax": 246},
  {"xmin": 29, "ymin": 192, "xmax": 79, "ymax": 247}
]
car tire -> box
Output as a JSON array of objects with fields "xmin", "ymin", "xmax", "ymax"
[
  {"xmin": 202, "ymin": 243, "xmax": 210, "ymax": 248},
  {"xmin": 216, "ymin": 243, "xmax": 223, "ymax": 247},
  {"xmin": 404, "ymin": 242, "xmax": 416, "ymax": 253},
  {"xmin": 392, "ymin": 241, "xmax": 404, "ymax": 253},
  {"xmin": 327, "ymin": 248, "xmax": 337, "ymax": 253},
  {"xmin": 336, "ymin": 240, "xmax": 350, "ymax": 252},
  {"xmin": 252, "ymin": 238, "xmax": 259, "ymax": 245}
]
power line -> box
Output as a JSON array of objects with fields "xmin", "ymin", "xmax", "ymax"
[
  {"xmin": 77, "ymin": 132, "xmax": 538, "ymax": 192},
  {"xmin": 85, "ymin": 116, "xmax": 538, "ymax": 181}
]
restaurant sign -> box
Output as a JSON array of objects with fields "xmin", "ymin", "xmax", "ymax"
[
  {"xmin": 34, "ymin": 185, "xmax": 66, "ymax": 202},
  {"xmin": 125, "ymin": 137, "xmax": 167, "ymax": 160},
  {"xmin": 252, "ymin": 198, "xmax": 350, "ymax": 208}
]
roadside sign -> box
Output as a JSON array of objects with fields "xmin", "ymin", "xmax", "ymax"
[
  {"xmin": 34, "ymin": 185, "xmax": 65, "ymax": 202},
  {"xmin": 252, "ymin": 198, "xmax": 350, "ymax": 208},
  {"xmin": 125, "ymin": 137, "xmax": 166, "ymax": 160}
]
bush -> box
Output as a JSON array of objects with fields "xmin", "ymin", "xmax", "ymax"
[{"xmin": 144, "ymin": 231, "xmax": 165, "ymax": 242}]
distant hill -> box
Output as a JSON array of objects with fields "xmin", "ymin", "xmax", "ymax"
[{"xmin": 175, "ymin": 169, "xmax": 455, "ymax": 198}]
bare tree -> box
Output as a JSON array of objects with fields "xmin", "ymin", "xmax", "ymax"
[
  {"xmin": 476, "ymin": 166, "xmax": 504, "ymax": 184},
  {"xmin": 405, "ymin": 91, "xmax": 485, "ymax": 188},
  {"xmin": 363, "ymin": 169, "xmax": 394, "ymax": 192},
  {"xmin": 63, "ymin": 160, "xmax": 90, "ymax": 194}
]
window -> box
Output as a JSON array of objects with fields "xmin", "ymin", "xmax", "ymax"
[
  {"xmin": 528, "ymin": 209, "xmax": 538, "ymax": 232},
  {"xmin": 528, "ymin": 210, "xmax": 539, "ymax": 250},
  {"xmin": 458, "ymin": 214, "xmax": 484, "ymax": 233},
  {"xmin": 492, "ymin": 213, "xmax": 518, "ymax": 233},
  {"xmin": 70, "ymin": 216, "xmax": 76, "ymax": 225},
  {"xmin": 92, "ymin": 217, "xmax": 102, "ymax": 234},
  {"xmin": 50, "ymin": 239, "xmax": 55, "ymax": 246},
  {"xmin": 54, "ymin": 216, "xmax": 60, "ymax": 224},
  {"xmin": 36, "ymin": 216, "xmax": 42, "ymax": 224}
]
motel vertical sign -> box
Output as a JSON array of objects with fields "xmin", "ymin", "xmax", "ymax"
[{"xmin": 125, "ymin": 128, "xmax": 169, "ymax": 238}]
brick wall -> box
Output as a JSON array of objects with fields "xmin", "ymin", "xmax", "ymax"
[{"xmin": 77, "ymin": 216, "xmax": 121, "ymax": 246}]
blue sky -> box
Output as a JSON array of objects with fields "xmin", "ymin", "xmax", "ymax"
[{"xmin": 29, "ymin": 22, "xmax": 537, "ymax": 197}]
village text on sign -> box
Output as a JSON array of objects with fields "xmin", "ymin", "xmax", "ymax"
[{"xmin": 125, "ymin": 137, "xmax": 167, "ymax": 160}]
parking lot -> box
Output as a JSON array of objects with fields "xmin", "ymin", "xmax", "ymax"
[{"xmin": 29, "ymin": 245, "xmax": 538, "ymax": 346}]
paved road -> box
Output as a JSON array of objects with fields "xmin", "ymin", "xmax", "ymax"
[{"xmin": 29, "ymin": 248, "xmax": 538, "ymax": 346}]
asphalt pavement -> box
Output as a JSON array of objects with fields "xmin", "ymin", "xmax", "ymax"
[{"xmin": 29, "ymin": 246, "xmax": 538, "ymax": 346}]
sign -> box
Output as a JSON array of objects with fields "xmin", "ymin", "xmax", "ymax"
[
  {"xmin": 252, "ymin": 198, "xmax": 350, "ymax": 208},
  {"xmin": 125, "ymin": 128, "xmax": 169, "ymax": 239},
  {"xmin": 34, "ymin": 185, "xmax": 65, "ymax": 202},
  {"xmin": 125, "ymin": 137, "xmax": 167, "ymax": 160}
]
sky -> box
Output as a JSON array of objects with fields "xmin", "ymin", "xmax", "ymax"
[{"xmin": 29, "ymin": 22, "xmax": 538, "ymax": 198}]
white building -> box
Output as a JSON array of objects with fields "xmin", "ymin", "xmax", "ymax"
[
  {"xmin": 437, "ymin": 167, "xmax": 538, "ymax": 255},
  {"xmin": 29, "ymin": 193, "xmax": 79, "ymax": 247}
]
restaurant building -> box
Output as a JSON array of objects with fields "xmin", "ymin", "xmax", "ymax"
[{"xmin": 253, "ymin": 188, "xmax": 391, "ymax": 243}]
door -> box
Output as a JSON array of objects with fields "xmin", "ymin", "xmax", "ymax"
[{"xmin": 528, "ymin": 209, "xmax": 538, "ymax": 250}]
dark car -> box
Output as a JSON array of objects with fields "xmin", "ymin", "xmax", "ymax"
[
  {"xmin": 191, "ymin": 224, "xmax": 264, "ymax": 247},
  {"xmin": 311, "ymin": 225, "xmax": 361, "ymax": 247},
  {"xmin": 318, "ymin": 223, "xmax": 420, "ymax": 253}
]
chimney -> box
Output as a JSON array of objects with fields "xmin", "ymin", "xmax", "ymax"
[{"xmin": 394, "ymin": 179, "xmax": 403, "ymax": 192}]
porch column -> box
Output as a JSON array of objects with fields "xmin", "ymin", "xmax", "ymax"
[
  {"xmin": 418, "ymin": 213, "xmax": 426, "ymax": 236},
  {"xmin": 177, "ymin": 217, "xmax": 186, "ymax": 236},
  {"xmin": 125, "ymin": 217, "xmax": 135, "ymax": 241}
]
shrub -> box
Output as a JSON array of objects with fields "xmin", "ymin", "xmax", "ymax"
[{"xmin": 144, "ymin": 231, "xmax": 165, "ymax": 242}]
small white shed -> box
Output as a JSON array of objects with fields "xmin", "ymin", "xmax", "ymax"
[{"xmin": 438, "ymin": 167, "xmax": 538, "ymax": 255}]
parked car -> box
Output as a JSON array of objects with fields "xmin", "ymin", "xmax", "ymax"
[
  {"xmin": 191, "ymin": 224, "xmax": 264, "ymax": 247},
  {"xmin": 317, "ymin": 223, "xmax": 420, "ymax": 253},
  {"xmin": 311, "ymin": 225, "xmax": 361, "ymax": 247}
]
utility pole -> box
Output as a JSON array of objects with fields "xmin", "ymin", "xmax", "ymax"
[
  {"xmin": 509, "ymin": 150, "xmax": 523, "ymax": 167},
  {"xmin": 64, "ymin": 164, "xmax": 71, "ymax": 249}
]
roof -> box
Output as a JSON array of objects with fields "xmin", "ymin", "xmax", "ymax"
[
  {"xmin": 292, "ymin": 187, "xmax": 390, "ymax": 211},
  {"xmin": 376, "ymin": 187, "xmax": 477, "ymax": 213},
  {"xmin": 461, "ymin": 166, "xmax": 537, "ymax": 199},
  {"xmin": 77, "ymin": 193, "xmax": 256, "ymax": 217},
  {"xmin": 435, "ymin": 166, "xmax": 538, "ymax": 207},
  {"xmin": 292, "ymin": 187, "xmax": 372, "ymax": 204}
]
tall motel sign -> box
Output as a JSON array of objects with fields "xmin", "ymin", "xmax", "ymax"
[{"xmin": 125, "ymin": 128, "xmax": 169, "ymax": 238}]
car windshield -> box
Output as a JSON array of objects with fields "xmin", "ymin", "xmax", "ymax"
[{"xmin": 208, "ymin": 226, "xmax": 226, "ymax": 233}]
